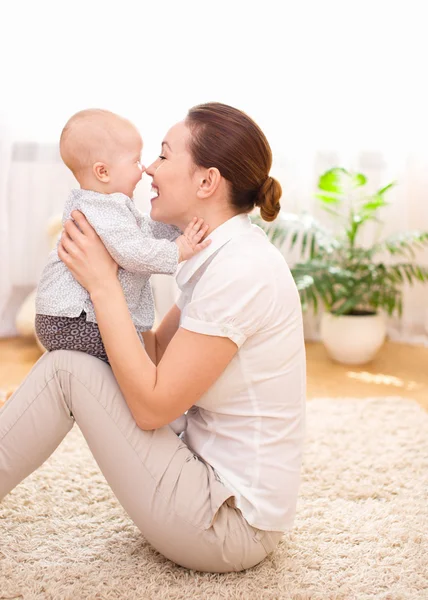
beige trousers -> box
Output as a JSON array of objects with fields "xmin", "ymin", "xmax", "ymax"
[{"xmin": 0, "ymin": 350, "xmax": 282, "ymax": 573}]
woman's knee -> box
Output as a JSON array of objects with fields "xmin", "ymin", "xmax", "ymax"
[
  {"xmin": 48, "ymin": 350, "xmax": 113, "ymax": 387},
  {"xmin": 38, "ymin": 350, "xmax": 117, "ymax": 412}
]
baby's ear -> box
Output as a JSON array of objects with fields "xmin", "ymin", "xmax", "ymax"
[{"xmin": 93, "ymin": 162, "xmax": 110, "ymax": 182}]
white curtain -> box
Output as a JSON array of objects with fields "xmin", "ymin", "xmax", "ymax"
[
  {"xmin": 1, "ymin": 0, "xmax": 428, "ymax": 341},
  {"xmin": 0, "ymin": 126, "xmax": 13, "ymax": 335}
]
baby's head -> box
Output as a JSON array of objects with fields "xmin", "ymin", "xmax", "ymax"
[{"xmin": 60, "ymin": 109, "xmax": 144, "ymax": 198}]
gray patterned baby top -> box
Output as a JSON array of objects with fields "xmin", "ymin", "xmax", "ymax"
[{"xmin": 36, "ymin": 189, "xmax": 181, "ymax": 330}]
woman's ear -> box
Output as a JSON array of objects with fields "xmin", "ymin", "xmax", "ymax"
[
  {"xmin": 93, "ymin": 162, "xmax": 110, "ymax": 183},
  {"xmin": 196, "ymin": 167, "xmax": 221, "ymax": 199}
]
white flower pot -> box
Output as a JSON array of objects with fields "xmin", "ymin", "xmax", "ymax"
[{"xmin": 320, "ymin": 312, "xmax": 386, "ymax": 365}]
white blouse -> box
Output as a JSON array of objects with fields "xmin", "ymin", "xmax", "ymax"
[{"xmin": 176, "ymin": 213, "xmax": 306, "ymax": 532}]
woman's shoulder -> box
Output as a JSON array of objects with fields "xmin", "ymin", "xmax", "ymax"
[
  {"xmin": 213, "ymin": 225, "xmax": 288, "ymax": 274},
  {"xmin": 193, "ymin": 225, "xmax": 300, "ymax": 331}
]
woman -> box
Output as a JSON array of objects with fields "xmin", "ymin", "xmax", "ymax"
[{"xmin": 0, "ymin": 103, "xmax": 306, "ymax": 573}]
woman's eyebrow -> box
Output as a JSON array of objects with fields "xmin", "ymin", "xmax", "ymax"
[{"xmin": 161, "ymin": 141, "xmax": 172, "ymax": 151}]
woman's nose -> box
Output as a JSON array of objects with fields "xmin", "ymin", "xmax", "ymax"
[{"xmin": 145, "ymin": 161, "xmax": 155, "ymax": 177}]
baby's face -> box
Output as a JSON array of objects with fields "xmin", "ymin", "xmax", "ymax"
[{"xmin": 107, "ymin": 132, "xmax": 144, "ymax": 198}]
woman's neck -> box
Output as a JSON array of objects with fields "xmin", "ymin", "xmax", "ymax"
[{"xmin": 179, "ymin": 205, "xmax": 240, "ymax": 237}]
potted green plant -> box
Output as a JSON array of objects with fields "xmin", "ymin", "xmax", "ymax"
[{"xmin": 252, "ymin": 167, "xmax": 428, "ymax": 364}]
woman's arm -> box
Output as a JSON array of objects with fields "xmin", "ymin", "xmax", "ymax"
[
  {"xmin": 142, "ymin": 303, "xmax": 182, "ymax": 365},
  {"xmin": 91, "ymin": 281, "xmax": 237, "ymax": 429},
  {"xmin": 58, "ymin": 211, "xmax": 236, "ymax": 430}
]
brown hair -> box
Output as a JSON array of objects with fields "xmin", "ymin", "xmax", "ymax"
[{"xmin": 185, "ymin": 102, "xmax": 282, "ymax": 221}]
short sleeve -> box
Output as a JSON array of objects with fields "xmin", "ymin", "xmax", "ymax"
[
  {"xmin": 175, "ymin": 291, "xmax": 189, "ymax": 311},
  {"xmin": 180, "ymin": 258, "xmax": 273, "ymax": 347}
]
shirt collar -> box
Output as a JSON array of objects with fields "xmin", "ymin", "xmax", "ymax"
[{"xmin": 176, "ymin": 213, "xmax": 253, "ymax": 289}]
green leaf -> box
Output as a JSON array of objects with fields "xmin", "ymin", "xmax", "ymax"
[
  {"xmin": 415, "ymin": 265, "xmax": 428, "ymax": 282},
  {"xmin": 251, "ymin": 211, "xmax": 338, "ymax": 257},
  {"xmin": 318, "ymin": 202, "xmax": 343, "ymax": 216},
  {"xmin": 387, "ymin": 266, "xmax": 404, "ymax": 283},
  {"xmin": 290, "ymin": 230, "xmax": 299, "ymax": 250},
  {"xmin": 353, "ymin": 173, "xmax": 367, "ymax": 187},
  {"xmin": 309, "ymin": 233, "xmax": 317, "ymax": 260},
  {"xmin": 377, "ymin": 182, "xmax": 396, "ymax": 196},
  {"xmin": 301, "ymin": 231, "xmax": 308, "ymax": 256},
  {"xmin": 315, "ymin": 192, "xmax": 342, "ymax": 206},
  {"xmin": 317, "ymin": 167, "xmax": 367, "ymax": 199},
  {"xmin": 392, "ymin": 263, "xmax": 428, "ymax": 284},
  {"xmin": 334, "ymin": 296, "xmax": 359, "ymax": 315},
  {"xmin": 403, "ymin": 265, "xmax": 413, "ymax": 284},
  {"xmin": 373, "ymin": 231, "xmax": 428, "ymax": 259},
  {"xmin": 308, "ymin": 286, "xmax": 318, "ymax": 313},
  {"xmin": 398, "ymin": 296, "xmax": 403, "ymax": 316},
  {"xmin": 360, "ymin": 196, "xmax": 389, "ymax": 213},
  {"xmin": 318, "ymin": 168, "xmax": 350, "ymax": 194}
]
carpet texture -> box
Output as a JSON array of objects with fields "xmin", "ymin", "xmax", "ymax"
[{"xmin": 1, "ymin": 397, "xmax": 427, "ymax": 600}]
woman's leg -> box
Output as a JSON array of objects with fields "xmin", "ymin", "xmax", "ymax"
[
  {"xmin": 0, "ymin": 351, "xmax": 75, "ymax": 495},
  {"xmin": 0, "ymin": 350, "xmax": 280, "ymax": 572}
]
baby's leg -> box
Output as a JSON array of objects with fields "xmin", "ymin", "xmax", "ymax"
[{"xmin": 35, "ymin": 312, "xmax": 109, "ymax": 363}]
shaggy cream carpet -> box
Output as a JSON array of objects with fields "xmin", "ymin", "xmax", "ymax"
[{"xmin": 1, "ymin": 397, "xmax": 427, "ymax": 600}]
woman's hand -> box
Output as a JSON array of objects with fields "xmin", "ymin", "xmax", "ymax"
[{"xmin": 57, "ymin": 210, "xmax": 118, "ymax": 296}]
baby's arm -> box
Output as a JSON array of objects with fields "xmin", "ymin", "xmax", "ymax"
[
  {"xmin": 148, "ymin": 216, "xmax": 211, "ymax": 262},
  {"xmin": 148, "ymin": 219, "xmax": 182, "ymax": 242},
  {"xmin": 77, "ymin": 194, "xmax": 177, "ymax": 274},
  {"xmin": 77, "ymin": 195, "xmax": 207, "ymax": 275}
]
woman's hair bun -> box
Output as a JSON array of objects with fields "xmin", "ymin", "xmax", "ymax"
[{"xmin": 256, "ymin": 176, "xmax": 282, "ymax": 222}]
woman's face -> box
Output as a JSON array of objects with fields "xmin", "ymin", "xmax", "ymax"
[{"xmin": 146, "ymin": 120, "xmax": 199, "ymax": 227}]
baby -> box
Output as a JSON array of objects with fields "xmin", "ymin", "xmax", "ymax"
[{"xmin": 35, "ymin": 109, "xmax": 203, "ymax": 434}]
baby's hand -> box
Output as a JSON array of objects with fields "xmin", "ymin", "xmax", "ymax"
[{"xmin": 175, "ymin": 217, "xmax": 211, "ymax": 262}]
